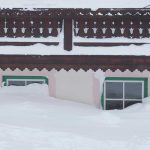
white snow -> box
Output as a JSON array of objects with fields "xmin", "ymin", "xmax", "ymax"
[
  {"xmin": 1, "ymin": 43, "xmax": 150, "ymax": 56},
  {"xmin": 0, "ymin": 35, "xmax": 150, "ymax": 56},
  {"xmin": 0, "ymin": 0, "xmax": 149, "ymax": 9},
  {"xmin": 0, "ymin": 84, "xmax": 150, "ymax": 150},
  {"xmin": 0, "ymin": 37, "xmax": 59, "ymax": 42},
  {"xmin": 74, "ymin": 37, "xmax": 150, "ymax": 43}
]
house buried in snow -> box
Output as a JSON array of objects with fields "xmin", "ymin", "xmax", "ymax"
[{"xmin": 0, "ymin": 8, "xmax": 150, "ymax": 110}]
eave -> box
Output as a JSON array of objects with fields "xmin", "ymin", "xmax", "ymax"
[{"xmin": 0, "ymin": 55, "xmax": 149, "ymax": 72}]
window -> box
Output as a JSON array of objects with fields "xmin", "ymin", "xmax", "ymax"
[
  {"xmin": 102, "ymin": 77, "xmax": 148, "ymax": 110},
  {"xmin": 3, "ymin": 76, "xmax": 48, "ymax": 86},
  {"xmin": 8, "ymin": 80, "xmax": 26, "ymax": 86}
]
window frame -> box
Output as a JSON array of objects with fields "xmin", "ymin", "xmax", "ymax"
[
  {"xmin": 3, "ymin": 76, "xmax": 48, "ymax": 86},
  {"xmin": 6, "ymin": 79, "xmax": 46, "ymax": 86},
  {"xmin": 102, "ymin": 77, "xmax": 148, "ymax": 110}
]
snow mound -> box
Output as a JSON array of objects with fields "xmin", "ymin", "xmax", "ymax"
[
  {"xmin": 86, "ymin": 112, "xmax": 121, "ymax": 127},
  {"xmin": 0, "ymin": 85, "xmax": 150, "ymax": 149},
  {"xmin": 0, "ymin": 84, "xmax": 48, "ymax": 97},
  {"xmin": 122, "ymin": 97, "xmax": 150, "ymax": 113}
]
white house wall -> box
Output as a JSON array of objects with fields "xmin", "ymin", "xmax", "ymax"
[{"xmin": 55, "ymin": 70, "xmax": 94, "ymax": 105}]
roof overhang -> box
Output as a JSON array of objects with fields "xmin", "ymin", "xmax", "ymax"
[{"xmin": 0, "ymin": 55, "xmax": 149, "ymax": 72}]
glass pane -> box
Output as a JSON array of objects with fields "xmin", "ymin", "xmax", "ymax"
[
  {"xmin": 125, "ymin": 82, "xmax": 142, "ymax": 99},
  {"xmin": 106, "ymin": 100, "xmax": 123, "ymax": 110},
  {"xmin": 26, "ymin": 81, "xmax": 44, "ymax": 85},
  {"xmin": 125, "ymin": 100, "xmax": 142, "ymax": 108},
  {"xmin": 106, "ymin": 82, "xmax": 123, "ymax": 99},
  {"xmin": 8, "ymin": 80, "xmax": 26, "ymax": 86}
]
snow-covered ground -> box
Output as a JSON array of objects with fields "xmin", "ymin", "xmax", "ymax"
[
  {"xmin": 0, "ymin": 0, "xmax": 149, "ymax": 9},
  {"xmin": 0, "ymin": 84, "xmax": 150, "ymax": 150}
]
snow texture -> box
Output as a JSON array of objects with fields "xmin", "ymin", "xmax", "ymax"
[
  {"xmin": 0, "ymin": 84, "xmax": 150, "ymax": 150},
  {"xmin": 0, "ymin": 43, "xmax": 150, "ymax": 56},
  {"xmin": 0, "ymin": 0, "xmax": 149, "ymax": 9}
]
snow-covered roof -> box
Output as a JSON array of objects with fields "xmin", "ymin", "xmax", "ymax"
[
  {"xmin": 0, "ymin": 0, "xmax": 149, "ymax": 9},
  {"xmin": 0, "ymin": 43, "xmax": 150, "ymax": 56}
]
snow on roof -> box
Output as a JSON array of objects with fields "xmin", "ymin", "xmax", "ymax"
[
  {"xmin": 0, "ymin": 36, "xmax": 150, "ymax": 56},
  {"xmin": 0, "ymin": 0, "xmax": 149, "ymax": 9},
  {"xmin": 0, "ymin": 43, "xmax": 150, "ymax": 56}
]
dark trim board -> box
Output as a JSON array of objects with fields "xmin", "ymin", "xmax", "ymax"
[
  {"xmin": 74, "ymin": 42, "xmax": 149, "ymax": 47},
  {"xmin": 0, "ymin": 42, "xmax": 59, "ymax": 46},
  {"xmin": 0, "ymin": 55, "xmax": 150, "ymax": 71},
  {"xmin": 0, "ymin": 42, "xmax": 148, "ymax": 48}
]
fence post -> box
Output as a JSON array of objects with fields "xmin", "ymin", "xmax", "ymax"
[{"xmin": 64, "ymin": 18, "xmax": 73, "ymax": 51}]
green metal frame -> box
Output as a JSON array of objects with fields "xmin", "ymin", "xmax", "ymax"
[
  {"xmin": 2, "ymin": 76, "xmax": 48, "ymax": 86},
  {"xmin": 101, "ymin": 77, "xmax": 148, "ymax": 109}
]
